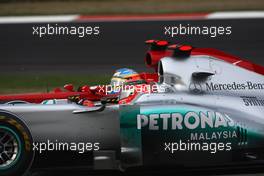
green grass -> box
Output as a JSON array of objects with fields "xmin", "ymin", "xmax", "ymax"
[
  {"xmin": 0, "ymin": 0, "xmax": 264, "ymax": 16},
  {"xmin": 0, "ymin": 73, "xmax": 110, "ymax": 94}
]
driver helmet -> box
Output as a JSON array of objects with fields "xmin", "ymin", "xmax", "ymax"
[
  {"xmin": 108, "ymin": 68, "xmax": 143, "ymax": 95},
  {"xmin": 110, "ymin": 68, "xmax": 142, "ymax": 87}
]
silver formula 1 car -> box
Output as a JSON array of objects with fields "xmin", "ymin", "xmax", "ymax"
[{"xmin": 0, "ymin": 41, "xmax": 264, "ymax": 176}]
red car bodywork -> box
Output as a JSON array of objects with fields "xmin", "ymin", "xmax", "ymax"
[
  {"xmin": 145, "ymin": 40, "xmax": 264, "ymax": 75},
  {"xmin": 0, "ymin": 73, "xmax": 158, "ymax": 104}
]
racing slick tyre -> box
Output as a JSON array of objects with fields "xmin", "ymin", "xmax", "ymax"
[{"xmin": 0, "ymin": 110, "xmax": 34, "ymax": 176}]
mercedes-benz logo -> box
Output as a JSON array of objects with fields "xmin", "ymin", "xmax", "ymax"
[{"xmin": 189, "ymin": 82, "xmax": 203, "ymax": 94}]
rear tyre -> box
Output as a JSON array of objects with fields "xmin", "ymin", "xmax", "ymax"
[{"xmin": 0, "ymin": 111, "xmax": 34, "ymax": 176}]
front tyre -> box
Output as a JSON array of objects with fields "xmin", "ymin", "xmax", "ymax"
[{"xmin": 0, "ymin": 111, "xmax": 34, "ymax": 176}]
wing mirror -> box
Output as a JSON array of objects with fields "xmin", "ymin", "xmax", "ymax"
[
  {"xmin": 64, "ymin": 84, "xmax": 74, "ymax": 92},
  {"xmin": 192, "ymin": 71, "xmax": 215, "ymax": 81}
]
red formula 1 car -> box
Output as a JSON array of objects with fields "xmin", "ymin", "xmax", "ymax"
[
  {"xmin": 0, "ymin": 72, "xmax": 158, "ymax": 104},
  {"xmin": 1, "ymin": 39, "xmax": 263, "ymax": 105}
]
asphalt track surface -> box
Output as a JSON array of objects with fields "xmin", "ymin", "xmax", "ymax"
[{"xmin": 0, "ymin": 18, "xmax": 264, "ymax": 74}]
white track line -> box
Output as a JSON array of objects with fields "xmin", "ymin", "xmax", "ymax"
[
  {"xmin": 0, "ymin": 11, "xmax": 263, "ymax": 24},
  {"xmin": 207, "ymin": 11, "xmax": 264, "ymax": 19},
  {"xmin": 0, "ymin": 15, "xmax": 78, "ymax": 24},
  {"xmin": 75, "ymin": 14, "xmax": 207, "ymax": 22}
]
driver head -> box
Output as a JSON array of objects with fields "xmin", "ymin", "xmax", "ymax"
[{"xmin": 110, "ymin": 68, "xmax": 142, "ymax": 87}]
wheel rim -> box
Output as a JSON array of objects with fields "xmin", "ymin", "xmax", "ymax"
[{"xmin": 0, "ymin": 126, "xmax": 21, "ymax": 169}]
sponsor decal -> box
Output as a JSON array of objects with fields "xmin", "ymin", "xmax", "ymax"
[
  {"xmin": 189, "ymin": 81, "xmax": 264, "ymax": 93},
  {"xmin": 137, "ymin": 111, "xmax": 234, "ymax": 130},
  {"xmin": 189, "ymin": 82, "xmax": 203, "ymax": 94},
  {"xmin": 241, "ymin": 96, "xmax": 264, "ymax": 106},
  {"xmin": 206, "ymin": 82, "xmax": 264, "ymax": 91},
  {"xmin": 190, "ymin": 131, "xmax": 237, "ymax": 141},
  {"xmin": 137, "ymin": 111, "xmax": 239, "ymax": 141}
]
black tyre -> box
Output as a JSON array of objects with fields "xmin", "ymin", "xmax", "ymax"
[{"xmin": 0, "ymin": 111, "xmax": 34, "ymax": 176}]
